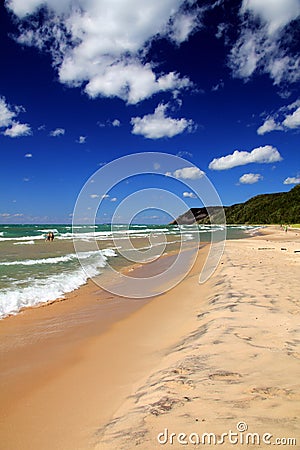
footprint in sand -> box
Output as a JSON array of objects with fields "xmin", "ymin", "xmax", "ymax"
[
  {"xmin": 172, "ymin": 367, "xmax": 191, "ymax": 376},
  {"xmin": 249, "ymin": 387, "xmax": 294, "ymax": 399},
  {"xmin": 149, "ymin": 396, "xmax": 186, "ymax": 416},
  {"xmin": 234, "ymin": 332, "xmax": 252, "ymax": 341},
  {"xmin": 209, "ymin": 371, "xmax": 242, "ymax": 382},
  {"xmin": 166, "ymin": 379, "xmax": 195, "ymax": 391}
]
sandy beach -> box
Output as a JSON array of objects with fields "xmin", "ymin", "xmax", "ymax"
[
  {"xmin": 2, "ymin": 1, "xmax": 300, "ymax": 449},
  {"xmin": 0, "ymin": 227, "xmax": 299, "ymax": 449}
]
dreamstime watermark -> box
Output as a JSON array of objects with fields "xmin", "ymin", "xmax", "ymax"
[
  {"xmin": 72, "ymin": 152, "xmax": 226, "ymax": 298},
  {"xmin": 157, "ymin": 422, "xmax": 297, "ymax": 446}
]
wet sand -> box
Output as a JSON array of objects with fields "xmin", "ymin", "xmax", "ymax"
[
  {"xmin": 0, "ymin": 245, "xmax": 209, "ymax": 449},
  {"xmin": 1, "ymin": 228, "xmax": 300, "ymax": 449}
]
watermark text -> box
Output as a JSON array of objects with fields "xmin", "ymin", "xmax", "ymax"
[{"xmin": 157, "ymin": 422, "xmax": 297, "ymax": 446}]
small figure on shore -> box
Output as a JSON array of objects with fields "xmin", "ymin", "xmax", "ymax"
[
  {"xmin": 285, "ymin": 225, "xmax": 288, "ymax": 233},
  {"xmin": 46, "ymin": 232, "xmax": 55, "ymax": 241}
]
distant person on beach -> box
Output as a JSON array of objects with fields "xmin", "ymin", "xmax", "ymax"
[{"xmin": 46, "ymin": 232, "xmax": 55, "ymax": 241}]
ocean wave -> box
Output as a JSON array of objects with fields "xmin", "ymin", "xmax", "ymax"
[
  {"xmin": 0, "ymin": 250, "xmax": 117, "ymax": 318},
  {"xmin": 57, "ymin": 229, "xmax": 171, "ymax": 240},
  {"xmin": 0, "ymin": 231, "xmax": 170, "ymax": 242},
  {"xmin": 0, "ymin": 265, "xmax": 98, "ymax": 318},
  {"xmin": 0, "ymin": 235, "xmax": 45, "ymax": 242},
  {"xmin": 0, "ymin": 249, "xmax": 116, "ymax": 267},
  {"xmin": 72, "ymin": 225, "xmax": 97, "ymax": 229},
  {"xmin": 0, "ymin": 225, "xmax": 239, "ymax": 245},
  {"xmin": 0, "ymin": 227, "xmax": 180, "ymax": 243},
  {"xmin": 13, "ymin": 240, "xmax": 35, "ymax": 245},
  {"xmin": 130, "ymin": 225, "xmax": 147, "ymax": 228},
  {"xmin": 101, "ymin": 248, "xmax": 117, "ymax": 257}
]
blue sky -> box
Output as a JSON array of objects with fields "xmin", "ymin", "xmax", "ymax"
[{"xmin": 0, "ymin": 0, "xmax": 299, "ymax": 224}]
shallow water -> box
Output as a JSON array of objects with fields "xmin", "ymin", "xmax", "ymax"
[{"xmin": 0, "ymin": 224, "xmax": 257, "ymax": 318}]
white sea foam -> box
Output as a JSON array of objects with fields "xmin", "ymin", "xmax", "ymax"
[
  {"xmin": 0, "ymin": 226, "xmax": 232, "ymax": 244},
  {"xmin": 0, "ymin": 249, "xmax": 117, "ymax": 318},
  {"xmin": 13, "ymin": 240, "xmax": 35, "ymax": 245},
  {"xmin": 0, "ymin": 266, "xmax": 97, "ymax": 318},
  {"xmin": 0, "ymin": 235, "xmax": 45, "ymax": 241},
  {"xmin": 182, "ymin": 234, "xmax": 194, "ymax": 240},
  {"xmin": 0, "ymin": 249, "xmax": 116, "ymax": 267},
  {"xmin": 72, "ymin": 225, "xmax": 97, "ymax": 229},
  {"xmin": 130, "ymin": 225, "xmax": 147, "ymax": 228},
  {"xmin": 0, "ymin": 233, "xmax": 107, "ymax": 242},
  {"xmin": 37, "ymin": 228, "xmax": 59, "ymax": 233},
  {"xmin": 0, "ymin": 228, "xmax": 177, "ymax": 243},
  {"xmin": 101, "ymin": 248, "xmax": 117, "ymax": 257},
  {"xmin": 56, "ymin": 228, "xmax": 171, "ymax": 241}
]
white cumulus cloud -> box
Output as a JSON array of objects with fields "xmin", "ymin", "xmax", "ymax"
[
  {"xmin": 77, "ymin": 135, "xmax": 86, "ymax": 144},
  {"xmin": 3, "ymin": 122, "xmax": 32, "ymax": 137},
  {"xmin": 0, "ymin": 96, "xmax": 32, "ymax": 137},
  {"xmin": 241, "ymin": 0, "xmax": 300, "ymax": 35},
  {"xmin": 83, "ymin": 62, "xmax": 191, "ymax": 104},
  {"xmin": 282, "ymin": 106, "xmax": 300, "ymax": 129},
  {"xmin": 239, "ymin": 173, "xmax": 263, "ymax": 184},
  {"xmin": 257, "ymin": 117, "xmax": 283, "ymax": 135},
  {"xmin": 50, "ymin": 127, "xmax": 65, "ymax": 137},
  {"xmin": 131, "ymin": 103, "xmax": 194, "ymax": 139},
  {"xmin": 6, "ymin": 0, "xmax": 200, "ymax": 104},
  {"xmin": 169, "ymin": 10, "xmax": 199, "ymax": 44},
  {"xmin": 166, "ymin": 166, "xmax": 205, "ymax": 179},
  {"xmin": 176, "ymin": 150, "xmax": 193, "ymax": 159},
  {"xmin": 0, "ymin": 96, "xmax": 17, "ymax": 127},
  {"xmin": 89, "ymin": 193, "xmax": 112, "ymax": 200},
  {"xmin": 209, "ymin": 145, "xmax": 282, "ymax": 170},
  {"xmin": 283, "ymin": 176, "xmax": 300, "ymax": 185},
  {"xmin": 257, "ymin": 99, "xmax": 300, "ymax": 134},
  {"xmin": 112, "ymin": 119, "xmax": 120, "ymax": 127},
  {"xmin": 229, "ymin": 0, "xmax": 300, "ymax": 85},
  {"xmin": 183, "ymin": 191, "xmax": 196, "ymax": 198}
]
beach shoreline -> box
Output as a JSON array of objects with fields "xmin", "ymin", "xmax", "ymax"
[
  {"xmin": 0, "ymin": 224, "xmax": 255, "ymax": 319},
  {"xmin": 0, "ymin": 242, "xmax": 211, "ymax": 449},
  {"xmin": 0, "ymin": 226, "xmax": 299, "ymax": 449}
]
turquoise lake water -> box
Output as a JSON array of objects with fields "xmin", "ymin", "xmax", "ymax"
[{"xmin": 0, "ymin": 224, "xmax": 258, "ymax": 318}]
